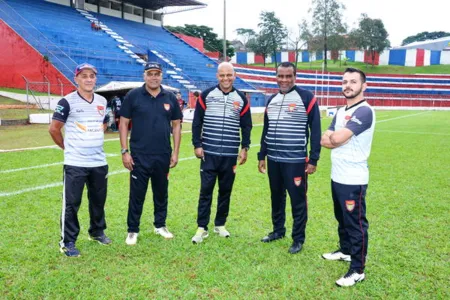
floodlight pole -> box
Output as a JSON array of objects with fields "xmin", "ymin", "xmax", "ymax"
[{"xmin": 223, "ymin": 0, "xmax": 226, "ymax": 61}]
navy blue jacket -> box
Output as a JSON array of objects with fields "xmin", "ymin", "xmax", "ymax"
[
  {"xmin": 192, "ymin": 85, "xmax": 252, "ymax": 157},
  {"xmin": 258, "ymin": 86, "xmax": 321, "ymax": 165}
]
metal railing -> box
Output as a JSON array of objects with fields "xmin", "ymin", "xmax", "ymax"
[
  {"xmin": 0, "ymin": 0, "xmax": 77, "ymax": 78},
  {"xmin": 22, "ymin": 75, "xmax": 48, "ymax": 110}
]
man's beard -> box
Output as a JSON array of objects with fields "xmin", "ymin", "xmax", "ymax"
[{"xmin": 342, "ymin": 87, "xmax": 363, "ymax": 99}]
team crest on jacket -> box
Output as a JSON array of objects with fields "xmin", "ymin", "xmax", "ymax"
[
  {"xmin": 233, "ymin": 101, "xmax": 240, "ymax": 110},
  {"xmin": 97, "ymin": 105, "xmax": 105, "ymax": 116},
  {"xmin": 294, "ymin": 176, "xmax": 302, "ymax": 186},
  {"xmin": 164, "ymin": 103, "xmax": 170, "ymax": 111},
  {"xmin": 288, "ymin": 103, "xmax": 296, "ymax": 112},
  {"xmin": 343, "ymin": 115, "xmax": 351, "ymax": 125},
  {"xmin": 345, "ymin": 200, "xmax": 355, "ymax": 212}
]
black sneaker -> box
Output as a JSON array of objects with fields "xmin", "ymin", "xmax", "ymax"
[
  {"xmin": 60, "ymin": 242, "xmax": 80, "ymax": 257},
  {"xmin": 261, "ymin": 231, "xmax": 285, "ymax": 243},
  {"xmin": 89, "ymin": 234, "xmax": 112, "ymax": 245}
]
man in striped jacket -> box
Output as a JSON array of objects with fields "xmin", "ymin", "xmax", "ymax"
[
  {"xmin": 191, "ymin": 62, "xmax": 252, "ymax": 244},
  {"xmin": 258, "ymin": 62, "xmax": 322, "ymax": 254}
]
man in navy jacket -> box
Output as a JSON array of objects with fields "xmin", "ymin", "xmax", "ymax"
[
  {"xmin": 258, "ymin": 62, "xmax": 321, "ymax": 254},
  {"xmin": 191, "ymin": 62, "xmax": 252, "ymax": 244}
]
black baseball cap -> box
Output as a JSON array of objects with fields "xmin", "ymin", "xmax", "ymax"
[{"xmin": 144, "ymin": 62, "xmax": 162, "ymax": 72}]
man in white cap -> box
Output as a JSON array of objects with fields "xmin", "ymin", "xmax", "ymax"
[{"xmin": 49, "ymin": 63, "xmax": 111, "ymax": 257}]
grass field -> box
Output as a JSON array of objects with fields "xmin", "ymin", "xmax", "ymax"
[
  {"xmin": 0, "ymin": 96, "xmax": 52, "ymax": 120},
  {"xmin": 253, "ymin": 60, "xmax": 450, "ymax": 75},
  {"xmin": 0, "ymin": 111, "xmax": 449, "ymax": 299},
  {"xmin": 0, "ymin": 87, "xmax": 60, "ymax": 97}
]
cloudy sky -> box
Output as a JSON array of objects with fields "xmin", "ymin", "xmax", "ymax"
[{"xmin": 164, "ymin": 0, "xmax": 449, "ymax": 47}]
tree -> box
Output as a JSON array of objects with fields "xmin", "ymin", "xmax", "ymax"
[
  {"xmin": 298, "ymin": 19, "xmax": 319, "ymax": 69},
  {"xmin": 247, "ymin": 33, "xmax": 272, "ymax": 66},
  {"xmin": 257, "ymin": 11, "xmax": 287, "ymax": 65},
  {"xmin": 350, "ymin": 14, "xmax": 390, "ymax": 67},
  {"xmin": 165, "ymin": 24, "xmax": 234, "ymax": 58},
  {"xmin": 235, "ymin": 28, "xmax": 256, "ymax": 50},
  {"xmin": 288, "ymin": 26, "xmax": 303, "ymax": 67},
  {"xmin": 328, "ymin": 34, "xmax": 346, "ymax": 63},
  {"xmin": 401, "ymin": 31, "xmax": 450, "ymax": 46},
  {"xmin": 286, "ymin": 20, "xmax": 313, "ymax": 68},
  {"xmin": 310, "ymin": 0, "xmax": 346, "ymax": 70}
]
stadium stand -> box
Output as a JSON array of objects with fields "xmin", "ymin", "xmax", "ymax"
[
  {"xmin": 84, "ymin": 11, "xmax": 262, "ymax": 102},
  {"xmin": 1, "ymin": 0, "xmax": 144, "ymax": 84},
  {"xmin": 0, "ymin": 0, "xmax": 448, "ymax": 108},
  {"xmin": 235, "ymin": 65, "xmax": 450, "ymax": 108},
  {"xmin": 0, "ymin": 0, "xmax": 264, "ymax": 104}
]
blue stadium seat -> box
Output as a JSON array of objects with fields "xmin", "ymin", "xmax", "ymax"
[{"xmin": 2, "ymin": 0, "xmax": 264, "ymax": 104}]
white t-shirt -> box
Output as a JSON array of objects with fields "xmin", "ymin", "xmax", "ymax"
[
  {"xmin": 52, "ymin": 91, "xmax": 108, "ymax": 167},
  {"xmin": 329, "ymin": 101, "xmax": 375, "ymax": 185}
]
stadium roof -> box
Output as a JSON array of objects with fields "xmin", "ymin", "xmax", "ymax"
[
  {"xmin": 115, "ymin": 0, "xmax": 206, "ymax": 11},
  {"xmin": 394, "ymin": 36, "xmax": 450, "ymax": 51}
]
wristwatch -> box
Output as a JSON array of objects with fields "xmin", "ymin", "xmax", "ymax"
[{"xmin": 121, "ymin": 148, "xmax": 129, "ymax": 155}]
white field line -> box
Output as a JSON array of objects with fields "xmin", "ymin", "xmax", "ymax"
[
  {"xmin": 0, "ymin": 143, "xmax": 261, "ymax": 197},
  {"xmin": 0, "ymin": 127, "xmax": 263, "ymax": 153},
  {"xmin": 0, "ymin": 182, "xmax": 64, "ymax": 197},
  {"xmin": 0, "ymin": 145, "xmax": 59, "ymax": 152},
  {"xmin": 377, "ymin": 130, "xmax": 450, "ymax": 136},
  {"xmin": 0, "ymin": 156, "xmax": 195, "ymax": 197},
  {"xmin": 0, "ymin": 153, "xmax": 119, "ymax": 174},
  {"xmin": 376, "ymin": 111, "xmax": 430, "ymax": 123},
  {"xmin": 0, "ymin": 162, "xmax": 62, "ymax": 174}
]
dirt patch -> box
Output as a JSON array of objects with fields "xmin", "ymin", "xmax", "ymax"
[
  {"xmin": 0, "ymin": 104, "xmax": 38, "ymax": 109},
  {"xmin": 0, "ymin": 119, "xmax": 28, "ymax": 126}
]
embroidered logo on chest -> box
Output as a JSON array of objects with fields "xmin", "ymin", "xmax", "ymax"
[
  {"xmin": 343, "ymin": 115, "xmax": 351, "ymax": 125},
  {"xmin": 288, "ymin": 103, "xmax": 296, "ymax": 112},
  {"xmin": 164, "ymin": 103, "xmax": 170, "ymax": 111},
  {"xmin": 97, "ymin": 105, "xmax": 105, "ymax": 116},
  {"xmin": 233, "ymin": 101, "xmax": 240, "ymax": 110}
]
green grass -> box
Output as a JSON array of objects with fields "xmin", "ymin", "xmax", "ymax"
[
  {"xmin": 0, "ymin": 109, "xmax": 53, "ymax": 120},
  {"xmin": 252, "ymin": 60, "xmax": 450, "ymax": 75},
  {"xmin": 0, "ymin": 111, "xmax": 449, "ymax": 298},
  {"xmin": 0, "ymin": 96, "xmax": 28, "ymax": 106},
  {"xmin": 0, "ymin": 96, "xmax": 53, "ymax": 120},
  {"xmin": 0, "ymin": 87, "xmax": 60, "ymax": 97}
]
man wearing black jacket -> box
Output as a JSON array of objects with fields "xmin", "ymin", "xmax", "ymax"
[
  {"xmin": 191, "ymin": 62, "xmax": 252, "ymax": 244},
  {"xmin": 258, "ymin": 62, "xmax": 322, "ymax": 254}
]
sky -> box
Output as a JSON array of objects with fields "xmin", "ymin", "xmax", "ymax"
[{"xmin": 164, "ymin": 0, "xmax": 449, "ymax": 48}]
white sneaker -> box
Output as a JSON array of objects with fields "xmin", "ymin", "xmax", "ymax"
[
  {"xmin": 192, "ymin": 227, "xmax": 209, "ymax": 244},
  {"xmin": 336, "ymin": 269, "xmax": 365, "ymax": 287},
  {"xmin": 214, "ymin": 226, "xmax": 230, "ymax": 238},
  {"xmin": 154, "ymin": 227, "xmax": 174, "ymax": 239},
  {"xmin": 322, "ymin": 250, "xmax": 351, "ymax": 262},
  {"xmin": 126, "ymin": 232, "xmax": 138, "ymax": 245}
]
